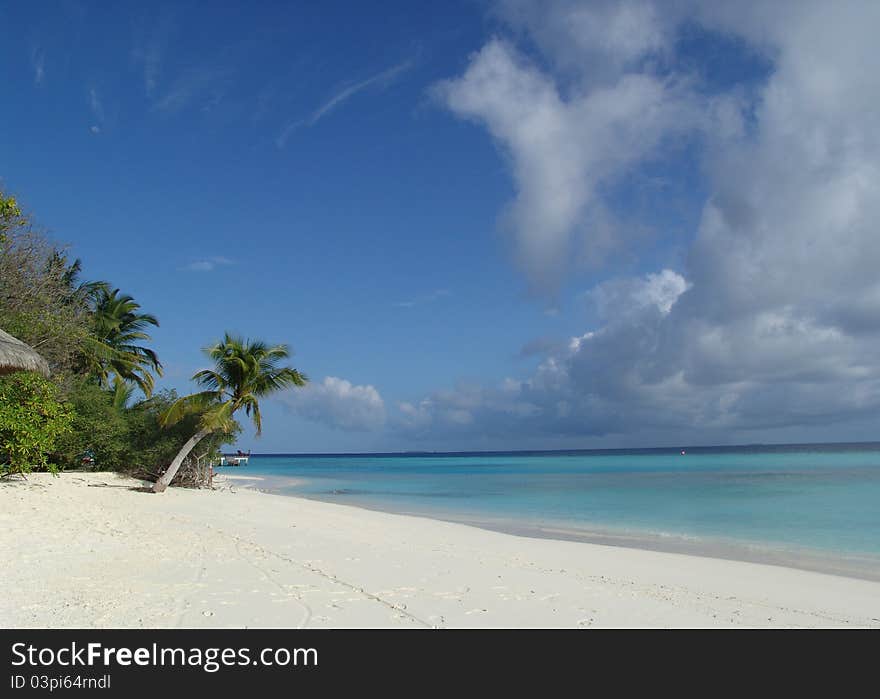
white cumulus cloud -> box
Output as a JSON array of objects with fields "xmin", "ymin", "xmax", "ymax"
[
  {"xmin": 402, "ymin": 0, "xmax": 880, "ymax": 446},
  {"xmin": 434, "ymin": 31, "xmax": 700, "ymax": 294},
  {"xmin": 284, "ymin": 377, "xmax": 386, "ymax": 432}
]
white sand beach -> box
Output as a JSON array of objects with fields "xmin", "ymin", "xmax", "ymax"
[{"xmin": 3, "ymin": 472, "xmax": 879, "ymax": 629}]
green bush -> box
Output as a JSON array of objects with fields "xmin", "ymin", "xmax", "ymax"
[
  {"xmin": 53, "ymin": 385, "xmax": 239, "ymax": 476},
  {"xmin": 54, "ymin": 379, "xmax": 129, "ymax": 470},
  {"xmin": 123, "ymin": 390, "xmax": 238, "ymax": 475},
  {"xmin": 0, "ymin": 372, "xmax": 74, "ymax": 476}
]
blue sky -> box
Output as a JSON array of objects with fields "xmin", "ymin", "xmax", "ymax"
[{"xmin": 4, "ymin": 1, "xmax": 880, "ymax": 453}]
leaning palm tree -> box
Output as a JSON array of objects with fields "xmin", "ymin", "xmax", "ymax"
[
  {"xmin": 151, "ymin": 333, "xmax": 307, "ymax": 493},
  {"xmin": 86, "ymin": 287, "xmax": 163, "ymax": 397}
]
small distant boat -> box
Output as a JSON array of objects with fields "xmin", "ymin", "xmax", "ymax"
[{"xmin": 218, "ymin": 451, "xmax": 250, "ymax": 467}]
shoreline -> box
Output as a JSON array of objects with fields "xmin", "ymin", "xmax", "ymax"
[
  {"xmin": 479, "ymin": 520, "xmax": 880, "ymax": 584},
  {"xmin": 231, "ymin": 475, "xmax": 880, "ymax": 584},
  {"xmin": 4, "ymin": 472, "xmax": 880, "ymax": 628}
]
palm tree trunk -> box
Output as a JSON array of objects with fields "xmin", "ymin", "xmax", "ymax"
[{"xmin": 151, "ymin": 427, "xmax": 213, "ymax": 493}]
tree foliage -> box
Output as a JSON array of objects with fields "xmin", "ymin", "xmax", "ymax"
[
  {"xmin": 0, "ymin": 187, "xmax": 168, "ymax": 475},
  {"xmin": 128, "ymin": 391, "xmax": 239, "ymax": 475},
  {"xmin": 1, "ymin": 187, "xmax": 294, "ymax": 488},
  {"xmin": 54, "ymin": 384, "xmax": 238, "ymax": 475},
  {"xmin": 53, "ymin": 378, "xmax": 130, "ymax": 470},
  {"xmin": 87, "ymin": 287, "xmax": 163, "ymax": 397},
  {"xmin": 0, "ymin": 372, "xmax": 74, "ymax": 476},
  {"xmin": 0, "ymin": 193, "xmax": 24, "ymax": 238},
  {"xmin": 0, "ymin": 215, "xmax": 94, "ymax": 374},
  {"xmin": 153, "ymin": 334, "xmax": 306, "ymax": 492},
  {"xmin": 163, "ymin": 333, "xmax": 308, "ymax": 434}
]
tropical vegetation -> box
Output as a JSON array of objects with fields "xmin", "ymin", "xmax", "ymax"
[
  {"xmin": 153, "ymin": 334, "xmax": 307, "ymax": 492},
  {"xmin": 0, "ymin": 188, "xmax": 305, "ymax": 486},
  {"xmin": 87, "ymin": 286, "xmax": 164, "ymax": 406},
  {"xmin": 0, "ymin": 372, "xmax": 74, "ymax": 476}
]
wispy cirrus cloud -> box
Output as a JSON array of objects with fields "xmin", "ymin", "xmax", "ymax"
[
  {"xmin": 276, "ymin": 58, "xmax": 414, "ymax": 148},
  {"xmin": 132, "ymin": 42, "xmax": 163, "ymax": 95},
  {"xmin": 393, "ymin": 289, "xmax": 451, "ymax": 309},
  {"xmin": 178, "ymin": 256, "xmax": 234, "ymax": 272},
  {"xmin": 30, "ymin": 46, "xmax": 45, "ymax": 85},
  {"xmin": 310, "ymin": 59, "xmax": 413, "ymax": 125},
  {"xmin": 152, "ymin": 66, "xmax": 230, "ymax": 114},
  {"xmin": 274, "ymin": 119, "xmax": 303, "ymax": 149},
  {"xmin": 131, "ymin": 10, "xmax": 177, "ymax": 96},
  {"xmin": 88, "ymin": 87, "xmax": 104, "ymax": 134}
]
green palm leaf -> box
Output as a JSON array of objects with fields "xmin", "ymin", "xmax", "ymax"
[{"xmin": 86, "ymin": 287, "xmax": 162, "ymax": 398}]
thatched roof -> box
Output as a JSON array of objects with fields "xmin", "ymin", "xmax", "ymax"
[{"xmin": 0, "ymin": 328, "xmax": 50, "ymax": 377}]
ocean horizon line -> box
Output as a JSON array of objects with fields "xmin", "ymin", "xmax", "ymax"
[{"xmin": 240, "ymin": 439, "xmax": 880, "ymax": 459}]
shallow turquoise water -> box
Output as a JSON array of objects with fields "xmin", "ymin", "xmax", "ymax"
[{"xmin": 228, "ymin": 445, "xmax": 880, "ymax": 559}]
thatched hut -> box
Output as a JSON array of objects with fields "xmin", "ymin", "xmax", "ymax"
[{"xmin": 0, "ymin": 327, "xmax": 50, "ymax": 377}]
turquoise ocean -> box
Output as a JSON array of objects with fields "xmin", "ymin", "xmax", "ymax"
[{"xmin": 226, "ymin": 443, "xmax": 880, "ymax": 576}]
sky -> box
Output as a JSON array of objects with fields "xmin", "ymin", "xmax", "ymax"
[{"xmin": 3, "ymin": 0, "xmax": 880, "ymax": 453}]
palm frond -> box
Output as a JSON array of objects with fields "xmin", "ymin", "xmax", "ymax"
[
  {"xmin": 251, "ymin": 367, "xmax": 308, "ymax": 395},
  {"xmin": 192, "ymin": 369, "xmax": 225, "ymax": 391},
  {"xmin": 165, "ymin": 333, "xmax": 307, "ymax": 439},
  {"xmin": 160, "ymin": 390, "xmax": 222, "ymax": 427},
  {"xmin": 86, "ymin": 286, "xmax": 163, "ymax": 399},
  {"xmin": 200, "ymin": 399, "xmax": 238, "ymax": 433},
  {"xmin": 110, "ymin": 379, "xmax": 136, "ymax": 411}
]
